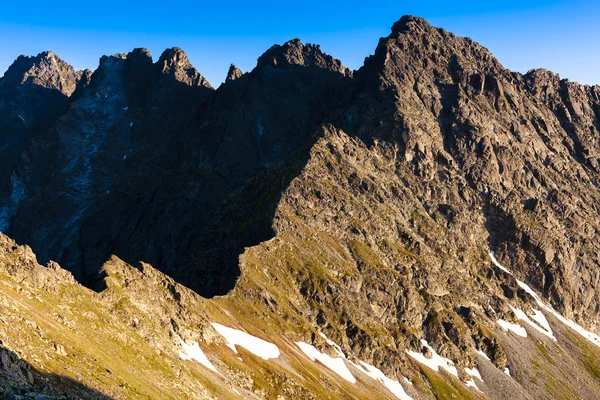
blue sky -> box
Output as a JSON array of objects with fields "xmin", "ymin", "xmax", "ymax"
[{"xmin": 0, "ymin": 1, "xmax": 598, "ymax": 86}]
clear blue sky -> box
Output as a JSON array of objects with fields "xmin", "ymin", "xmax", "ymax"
[{"xmin": 1, "ymin": 1, "xmax": 598, "ymax": 87}]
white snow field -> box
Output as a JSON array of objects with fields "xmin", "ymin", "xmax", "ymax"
[
  {"xmin": 489, "ymin": 251, "xmax": 600, "ymax": 347},
  {"xmin": 295, "ymin": 341, "xmax": 356, "ymax": 383},
  {"xmin": 406, "ymin": 339, "xmax": 458, "ymax": 377},
  {"xmin": 211, "ymin": 322, "xmax": 280, "ymax": 360},
  {"xmin": 177, "ymin": 336, "xmax": 218, "ymax": 372}
]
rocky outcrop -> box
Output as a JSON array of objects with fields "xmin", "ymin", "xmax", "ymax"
[
  {"xmin": 258, "ymin": 38, "xmax": 352, "ymax": 77},
  {"xmin": 157, "ymin": 47, "xmax": 213, "ymax": 88},
  {"xmin": 0, "ymin": 51, "xmax": 80, "ymax": 95},
  {"xmin": 225, "ymin": 64, "xmax": 243, "ymax": 82}
]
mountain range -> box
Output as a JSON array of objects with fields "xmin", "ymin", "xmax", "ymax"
[{"xmin": 0, "ymin": 15, "xmax": 599, "ymax": 399}]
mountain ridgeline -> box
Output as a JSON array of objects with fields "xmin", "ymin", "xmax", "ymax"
[
  {"xmin": 1, "ymin": 15, "xmax": 600, "ymax": 399},
  {"xmin": 0, "ymin": 39, "xmax": 352, "ymax": 297}
]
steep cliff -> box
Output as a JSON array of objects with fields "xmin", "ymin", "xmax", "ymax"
[{"xmin": 0, "ymin": 51, "xmax": 82, "ymax": 231}]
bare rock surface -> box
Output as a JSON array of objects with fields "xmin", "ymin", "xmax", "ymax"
[{"xmin": 225, "ymin": 64, "xmax": 243, "ymax": 82}]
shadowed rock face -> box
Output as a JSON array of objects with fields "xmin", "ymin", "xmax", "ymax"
[
  {"xmin": 5, "ymin": 47, "xmax": 214, "ymax": 284},
  {"xmin": 0, "ymin": 346, "xmax": 112, "ymax": 399},
  {"xmin": 1, "ymin": 40, "xmax": 350, "ymax": 297},
  {"xmin": 257, "ymin": 38, "xmax": 352, "ymax": 77},
  {"xmin": 0, "ymin": 52, "xmax": 81, "ymax": 231},
  {"xmin": 95, "ymin": 39, "xmax": 350, "ymax": 297}
]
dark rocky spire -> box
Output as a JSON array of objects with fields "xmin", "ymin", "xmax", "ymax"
[{"xmin": 225, "ymin": 64, "xmax": 243, "ymax": 82}]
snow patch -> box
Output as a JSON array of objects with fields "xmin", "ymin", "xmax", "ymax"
[
  {"xmin": 489, "ymin": 251, "xmax": 600, "ymax": 348},
  {"xmin": 465, "ymin": 368, "xmax": 483, "ymax": 393},
  {"xmin": 465, "ymin": 379, "xmax": 481, "ymax": 392},
  {"xmin": 464, "ymin": 367, "xmax": 483, "ymax": 392},
  {"xmin": 319, "ymin": 332, "xmax": 346, "ymax": 358},
  {"xmin": 510, "ymin": 306, "xmax": 555, "ymax": 340},
  {"xmin": 257, "ymin": 121, "xmax": 264, "ymax": 137},
  {"xmin": 497, "ymin": 319, "xmax": 528, "ymax": 337},
  {"xmin": 177, "ymin": 336, "xmax": 217, "ymax": 373},
  {"xmin": 489, "ymin": 251, "xmax": 511, "ymax": 274},
  {"xmin": 295, "ymin": 341, "xmax": 356, "ymax": 383},
  {"xmin": 475, "ymin": 349, "xmax": 491, "ymax": 361},
  {"xmin": 211, "ymin": 323, "xmax": 280, "ymax": 360},
  {"xmin": 354, "ymin": 361, "xmax": 412, "ymax": 400},
  {"xmin": 314, "ymin": 333, "xmax": 412, "ymax": 398},
  {"xmin": 465, "ymin": 367, "xmax": 482, "ymax": 381},
  {"xmin": 406, "ymin": 340, "xmax": 458, "ymax": 377},
  {"xmin": 531, "ymin": 308, "xmax": 553, "ymax": 334},
  {"xmin": 516, "ymin": 279, "xmax": 600, "ymax": 347}
]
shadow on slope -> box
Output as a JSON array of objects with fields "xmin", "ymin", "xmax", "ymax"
[
  {"xmin": 79, "ymin": 56, "xmax": 351, "ymax": 298},
  {"xmin": 0, "ymin": 84, "xmax": 72, "ymax": 232},
  {"xmin": 0, "ymin": 346, "xmax": 112, "ymax": 399}
]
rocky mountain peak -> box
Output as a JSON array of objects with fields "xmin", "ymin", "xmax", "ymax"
[
  {"xmin": 523, "ymin": 68, "xmax": 562, "ymax": 99},
  {"xmin": 157, "ymin": 47, "xmax": 212, "ymax": 88},
  {"xmin": 97, "ymin": 53, "xmax": 127, "ymax": 72},
  {"xmin": 379, "ymin": 14, "xmax": 502, "ymax": 76},
  {"xmin": 390, "ymin": 14, "xmax": 432, "ymax": 34},
  {"xmin": 0, "ymin": 51, "xmax": 79, "ymax": 96},
  {"xmin": 157, "ymin": 47, "xmax": 187, "ymax": 67},
  {"xmin": 257, "ymin": 38, "xmax": 351, "ymax": 77},
  {"xmin": 126, "ymin": 47, "xmax": 154, "ymax": 64},
  {"xmin": 225, "ymin": 63, "xmax": 243, "ymax": 82},
  {"xmin": 348, "ymin": 13, "xmax": 507, "ymax": 147}
]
